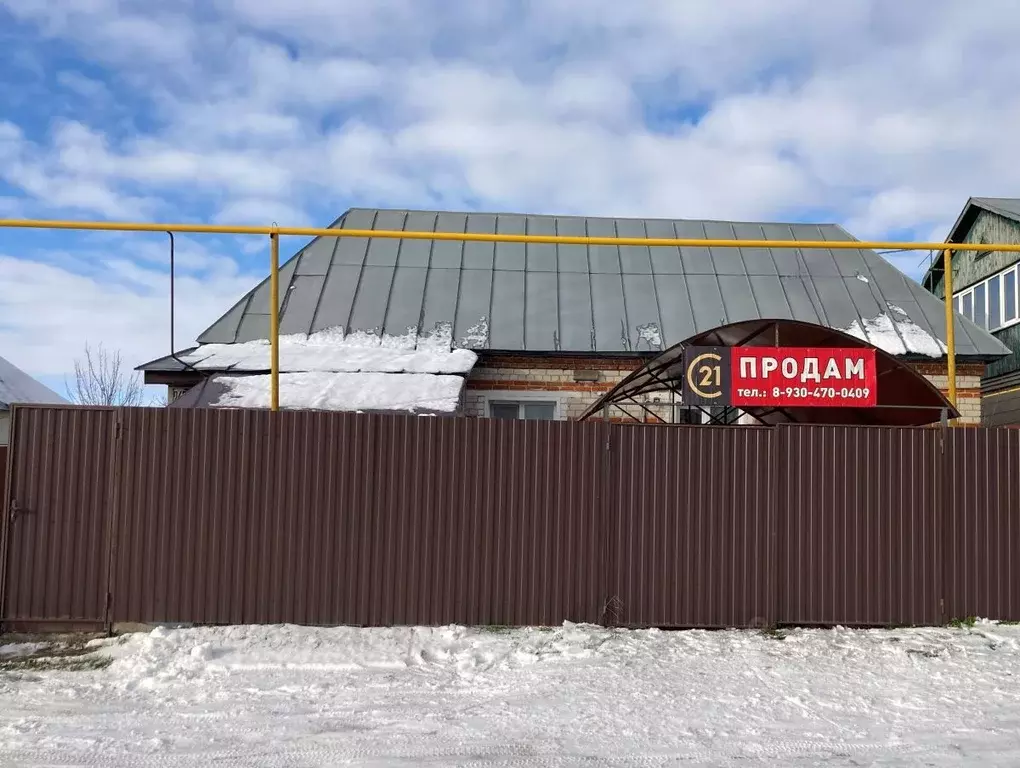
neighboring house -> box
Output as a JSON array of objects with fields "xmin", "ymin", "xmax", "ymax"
[
  {"xmin": 0, "ymin": 355, "xmax": 68, "ymax": 445},
  {"xmin": 139, "ymin": 208, "xmax": 1009, "ymax": 424},
  {"xmin": 922, "ymin": 198, "xmax": 1020, "ymax": 426}
]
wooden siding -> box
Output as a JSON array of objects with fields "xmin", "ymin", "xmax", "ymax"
[
  {"xmin": 932, "ymin": 209, "xmax": 1020, "ymax": 297},
  {"xmin": 984, "ymin": 382, "xmax": 1020, "ymax": 427},
  {"xmin": 985, "ymin": 322, "xmax": 1020, "ymax": 380}
]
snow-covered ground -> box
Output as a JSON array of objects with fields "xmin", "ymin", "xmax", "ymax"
[{"xmin": 2, "ymin": 622, "xmax": 1020, "ymax": 766}]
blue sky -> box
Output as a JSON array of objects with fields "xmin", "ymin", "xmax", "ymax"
[{"xmin": 2, "ymin": 0, "xmax": 1020, "ymax": 396}]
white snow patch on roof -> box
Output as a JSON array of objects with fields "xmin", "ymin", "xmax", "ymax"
[
  {"xmin": 180, "ymin": 328, "xmax": 477, "ymax": 374},
  {"xmin": 209, "ymin": 372, "xmax": 464, "ymax": 413},
  {"xmin": 841, "ymin": 306, "xmax": 947, "ymax": 358},
  {"xmin": 636, "ymin": 323, "xmax": 663, "ymax": 351}
]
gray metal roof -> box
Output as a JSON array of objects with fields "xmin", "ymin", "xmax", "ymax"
[
  {"xmin": 0, "ymin": 355, "xmax": 68, "ymax": 410},
  {"xmin": 923, "ymin": 197, "xmax": 1020, "ymax": 289},
  {"xmin": 166, "ymin": 208, "xmax": 1007, "ymax": 363},
  {"xmin": 970, "ymin": 197, "xmax": 1020, "ymax": 223}
]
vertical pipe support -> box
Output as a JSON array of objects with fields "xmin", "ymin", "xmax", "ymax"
[
  {"xmin": 943, "ymin": 248, "xmax": 957, "ymax": 415},
  {"xmin": 269, "ymin": 230, "xmax": 280, "ymax": 412}
]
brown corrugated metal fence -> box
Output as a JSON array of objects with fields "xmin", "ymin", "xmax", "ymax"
[
  {"xmin": 777, "ymin": 426, "xmax": 942, "ymax": 626},
  {"xmin": 107, "ymin": 408, "xmax": 605, "ymax": 627},
  {"xmin": 944, "ymin": 427, "xmax": 1020, "ymax": 622},
  {"xmin": 2, "ymin": 406, "xmax": 1019, "ymax": 631},
  {"xmin": 606, "ymin": 424, "xmax": 774, "ymax": 628}
]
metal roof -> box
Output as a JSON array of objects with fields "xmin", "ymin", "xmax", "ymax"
[
  {"xmin": 923, "ymin": 197, "xmax": 1020, "ymax": 289},
  {"xmin": 160, "ymin": 208, "xmax": 1008, "ymax": 364},
  {"xmin": 969, "ymin": 197, "xmax": 1020, "ymax": 223},
  {"xmin": 581, "ymin": 319, "xmax": 958, "ymax": 426},
  {"xmin": 0, "ymin": 355, "xmax": 68, "ymax": 410}
]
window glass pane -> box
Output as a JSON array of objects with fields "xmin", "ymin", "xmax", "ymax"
[
  {"xmin": 989, "ymin": 275, "xmax": 1001, "ymax": 329},
  {"xmin": 962, "ymin": 292, "xmax": 973, "ymax": 320},
  {"xmin": 974, "ymin": 283, "xmax": 986, "ymax": 328},
  {"xmin": 674, "ymin": 409, "xmax": 698, "ymax": 424},
  {"xmin": 1006, "ymin": 270, "xmax": 1018, "ymax": 322},
  {"xmin": 523, "ymin": 402, "xmax": 555, "ymax": 420},
  {"xmin": 490, "ymin": 403, "xmax": 519, "ymax": 420}
]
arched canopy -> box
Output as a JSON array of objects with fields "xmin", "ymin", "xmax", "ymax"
[{"xmin": 580, "ymin": 319, "xmax": 957, "ymax": 426}]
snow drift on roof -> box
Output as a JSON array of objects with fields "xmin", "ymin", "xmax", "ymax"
[
  {"xmin": 178, "ymin": 327, "xmax": 478, "ymax": 375},
  {"xmin": 193, "ymin": 371, "xmax": 464, "ymax": 413},
  {"xmin": 840, "ymin": 306, "xmax": 948, "ymax": 358}
]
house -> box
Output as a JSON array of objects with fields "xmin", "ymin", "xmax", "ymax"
[
  {"xmin": 139, "ymin": 208, "xmax": 1009, "ymax": 424},
  {"xmin": 0, "ymin": 354, "xmax": 68, "ymax": 445},
  {"xmin": 922, "ymin": 198, "xmax": 1020, "ymax": 426}
]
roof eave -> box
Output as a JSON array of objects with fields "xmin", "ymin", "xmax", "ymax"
[
  {"xmin": 135, "ymin": 349, "xmax": 201, "ymax": 372},
  {"xmin": 921, "ymin": 197, "xmax": 1014, "ymax": 287}
]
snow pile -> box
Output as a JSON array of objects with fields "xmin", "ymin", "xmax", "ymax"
[
  {"xmin": 841, "ymin": 304, "xmax": 948, "ymax": 358},
  {"xmin": 209, "ymin": 371, "xmax": 464, "ymax": 413},
  {"xmin": 0, "ymin": 642, "xmax": 48, "ymax": 658},
  {"xmin": 180, "ymin": 326, "xmax": 478, "ymax": 375},
  {"xmin": 100, "ymin": 623, "xmax": 612, "ymax": 685},
  {"xmin": 4, "ymin": 622, "xmax": 1020, "ymax": 765}
]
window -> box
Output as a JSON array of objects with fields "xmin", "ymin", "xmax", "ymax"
[
  {"xmin": 1006, "ymin": 269, "xmax": 1018, "ymax": 323},
  {"xmin": 989, "ymin": 275, "xmax": 1001, "ymax": 330},
  {"xmin": 489, "ymin": 401, "xmax": 556, "ymax": 420},
  {"xmin": 952, "ymin": 263, "xmax": 1020, "ymax": 332},
  {"xmin": 974, "ymin": 283, "xmax": 987, "ymax": 328}
]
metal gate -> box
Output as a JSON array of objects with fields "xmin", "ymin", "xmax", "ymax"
[{"xmin": 0, "ymin": 407, "xmax": 118, "ymax": 630}]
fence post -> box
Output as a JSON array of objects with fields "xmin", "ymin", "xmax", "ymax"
[
  {"xmin": 596, "ymin": 418, "xmax": 619, "ymax": 627},
  {"xmin": 102, "ymin": 409, "xmax": 126, "ymax": 635},
  {"xmin": 937, "ymin": 417, "xmax": 949, "ymax": 624},
  {"xmin": 0, "ymin": 420, "xmax": 14, "ymax": 630},
  {"xmin": 769, "ymin": 424, "xmax": 782, "ymax": 629}
]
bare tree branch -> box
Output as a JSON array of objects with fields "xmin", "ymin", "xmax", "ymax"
[{"xmin": 65, "ymin": 342, "xmax": 145, "ymax": 407}]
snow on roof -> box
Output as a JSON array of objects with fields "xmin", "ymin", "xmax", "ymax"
[
  {"xmin": 840, "ymin": 307, "xmax": 948, "ymax": 358},
  {"xmin": 0, "ymin": 355, "xmax": 68, "ymax": 410},
  {"xmin": 176, "ymin": 328, "xmax": 477, "ymax": 375},
  {"xmin": 180, "ymin": 371, "xmax": 465, "ymax": 413}
]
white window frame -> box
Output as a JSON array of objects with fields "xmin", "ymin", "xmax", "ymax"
[
  {"xmin": 954, "ymin": 263, "xmax": 1020, "ymax": 333},
  {"xmin": 482, "ymin": 390, "xmax": 567, "ymax": 421}
]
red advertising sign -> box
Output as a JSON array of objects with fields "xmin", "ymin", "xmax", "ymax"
[{"xmin": 729, "ymin": 347, "xmax": 877, "ymax": 408}]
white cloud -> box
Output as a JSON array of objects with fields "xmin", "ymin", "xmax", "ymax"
[
  {"xmin": 56, "ymin": 70, "xmax": 111, "ymax": 101},
  {"xmin": 3, "ymin": 0, "xmax": 1020, "ymax": 383},
  {"xmin": 0, "ymin": 252, "xmax": 256, "ymax": 376}
]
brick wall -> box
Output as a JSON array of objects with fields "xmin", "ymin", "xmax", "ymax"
[
  {"xmin": 463, "ymin": 357, "xmax": 645, "ymax": 421},
  {"xmin": 464, "ymin": 356, "xmax": 986, "ymax": 424},
  {"xmin": 911, "ymin": 362, "xmax": 984, "ymax": 424}
]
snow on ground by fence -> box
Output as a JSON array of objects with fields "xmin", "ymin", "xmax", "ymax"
[{"xmin": 2, "ymin": 622, "xmax": 1020, "ymax": 766}]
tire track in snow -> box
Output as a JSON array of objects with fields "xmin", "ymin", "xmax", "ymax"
[{"xmin": 0, "ymin": 737, "xmax": 935, "ymax": 767}]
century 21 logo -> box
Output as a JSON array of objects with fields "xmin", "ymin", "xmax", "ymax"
[{"xmin": 686, "ymin": 351, "xmax": 724, "ymax": 399}]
